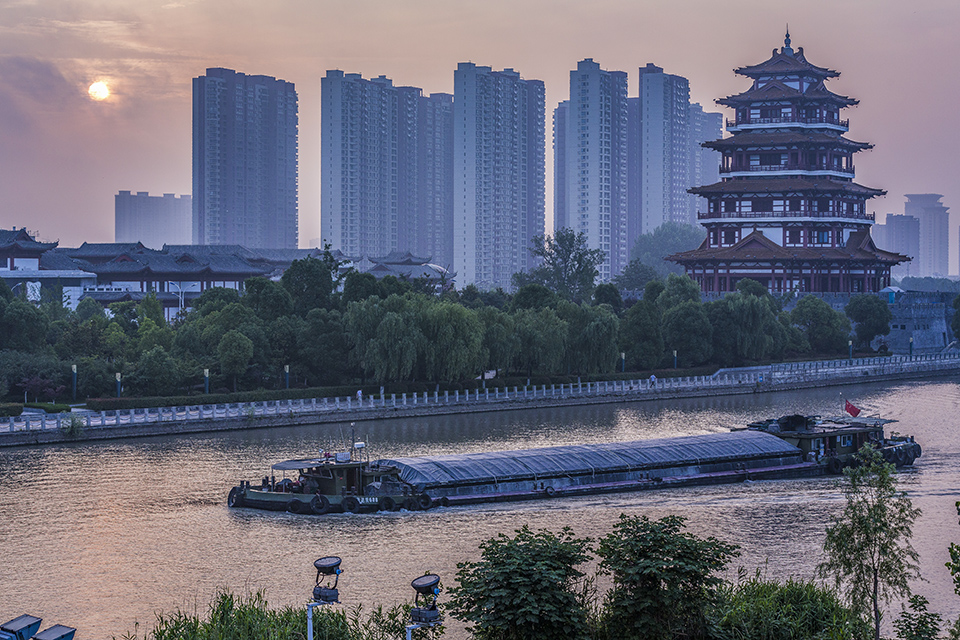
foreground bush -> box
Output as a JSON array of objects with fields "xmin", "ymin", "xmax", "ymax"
[{"xmin": 114, "ymin": 590, "xmax": 442, "ymax": 640}]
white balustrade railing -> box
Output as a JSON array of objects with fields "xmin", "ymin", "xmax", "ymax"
[{"xmin": 3, "ymin": 352, "xmax": 959, "ymax": 435}]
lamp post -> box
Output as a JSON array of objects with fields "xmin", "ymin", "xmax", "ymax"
[
  {"xmin": 115, "ymin": 372, "xmax": 121, "ymax": 398},
  {"xmin": 848, "ymin": 340, "xmax": 853, "ymax": 364},
  {"xmin": 620, "ymin": 352, "xmax": 625, "ymax": 373},
  {"xmin": 71, "ymin": 364, "xmax": 77, "ymax": 402},
  {"xmin": 407, "ymin": 574, "xmax": 442, "ymax": 640},
  {"xmin": 673, "ymin": 350, "xmax": 678, "ymax": 369},
  {"xmin": 909, "ymin": 336, "xmax": 914, "ymax": 357},
  {"xmin": 308, "ymin": 556, "xmax": 342, "ymax": 640},
  {"xmin": 284, "ymin": 364, "xmax": 290, "ymax": 390},
  {"xmin": 203, "ymin": 368, "xmax": 209, "ymax": 394}
]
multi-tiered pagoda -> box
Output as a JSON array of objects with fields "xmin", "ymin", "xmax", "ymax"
[{"xmin": 670, "ymin": 32, "xmax": 908, "ymax": 293}]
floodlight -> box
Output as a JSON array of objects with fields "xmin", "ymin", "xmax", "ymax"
[
  {"xmin": 312, "ymin": 556, "xmax": 342, "ymax": 603},
  {"xmin": 409, "ymin": 574, "xmax": 441, "ymax": 624}
]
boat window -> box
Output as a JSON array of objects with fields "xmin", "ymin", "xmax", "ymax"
[{"xmin": 840, "ymin": 435, "xmax": 853, "ymax": 447}]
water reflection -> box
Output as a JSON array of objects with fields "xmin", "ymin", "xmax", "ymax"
[{"xmin": 1, "ymin": 378, "xmax": 958, "ymax": 639}]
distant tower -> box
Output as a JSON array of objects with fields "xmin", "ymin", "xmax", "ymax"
[
  {"xmin": 904, "ymin": 194, "xmax": 949, "ymax": 276},
  {"xmin": 873, "ymin": 214, "xmax": 920, "ymax": 279},
  {"xmin": 454, "ymin": 63, "xmax": 545, "ymax": 290},
  {"xmin": 555, "ymin": 59, "xmax": 629, "ymax": 281},
  {"xmin": 321, "ymin": 72, "xmax": 453, "ymax": 266},
  {"xmin": 670, "ymin": 32, "xmax": 908, "ymax": 293},
  {"xmin": 687, "ymin": 103, "xmax": 723, "ymax": 226},
  {"xmin": 115, "ymin": 191, "xmax": 192, "ymax": 249},
  {"xmin": 192, "ymin": 68, "xmax": 298, "ymax": 249}
]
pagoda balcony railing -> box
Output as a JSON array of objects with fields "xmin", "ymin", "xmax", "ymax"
[
  {"xmin": 720, "ymin": 163, "xmax": 854, "ymax": 175},
  {"xmin": 726, "ymin": 116, "xmax": 849, "ymax": 128},
  {"xmin": 698, "ymin": 210, "xmax": 875, "ymax": 221}
]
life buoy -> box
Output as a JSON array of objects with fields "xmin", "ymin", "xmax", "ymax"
[
  {"xmin": 287, "ymin": 499, "xmax": 305, "ymax": 514},
  {"xmin": 227, "ymin": 486, "xmax": 245, "ymax": 508},
  {"xmin": 827, "ymin": 457, "xmax": 843, "ymax": 475},
  {"xmin": 544, "ymin": 486, "xmax": 556, "ymax": 497},
  {"xmin": 417, "ymin": 493, "xmax": 434, "ymax": 510},
  {"xmin": 342, "ymin": 496, "xmax": 361, "ymax": 513},
  {"xmin": 378, "ymin": 496, "xmax": 397, "ymax": 512},
  {"xmin": 311, "ymin": 494, "xmax": 331, "ymax": 515}
]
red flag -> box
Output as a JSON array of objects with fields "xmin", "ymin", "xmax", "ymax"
[{"xmin": 845, "ymin": 400, "xmax": 861, "ymax": 417}]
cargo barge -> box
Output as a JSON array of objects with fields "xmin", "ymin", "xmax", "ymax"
[{"xmin": 226, "ymin": 414, "xmax": 919, "ymax": 514}]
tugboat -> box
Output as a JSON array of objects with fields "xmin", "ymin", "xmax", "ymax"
[
  {"xmin": 227, "ymin": 442, "xmax": 418, "ymax": 514},
  {"xmin": 741, "ymin": 414, "xmax": 921, "ymax": 474}
]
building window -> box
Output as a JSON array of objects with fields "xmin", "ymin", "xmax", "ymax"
[{"xmin": 786, "ymin": 228, "xmax": 801, "ymax": 245}]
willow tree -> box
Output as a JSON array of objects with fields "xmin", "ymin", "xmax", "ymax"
[{"xmin": 818, "ymin": 445, "xmax": 921, "ymax": 640}]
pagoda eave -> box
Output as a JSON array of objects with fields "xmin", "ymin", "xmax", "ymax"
[{"xmin": 690, "ymin": 179, "xmax": 885, "ymax": 198}]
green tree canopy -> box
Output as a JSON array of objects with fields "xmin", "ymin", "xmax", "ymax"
[
  {"xmin": 790, "ymin": 295, "xmax": 852, "ymax": 354},
  {"xmin": 514, "ymin": 228, "xmax": 605, "ymax": 303},
  {"xmin": 597, "ymin": 514, "xmax": 739, "ymax": 640},
  {"xmin": 592, "ymin": 283, "xmax": 622, "ymax": 314},
  {"xmin": 510, "ymin": 283, "xmax": 557, "ymax": 311},
  {"xmin": 620, "ymin": 299, "xmax": 664, "ymax": 370},
  {"xmin": 342, "ymin": 271, "xmax": 381, "ymax": 305},
  {"xmin": 613, "ymin": 259, "xmax": 661, "ymax": 294},
  {"xmin": 449, "ymin": 525, "xmax": 592, "ymax": 640},
  {"xmin": 845, "ymin": 294, "xmax": 893, "ymax": 349},
  {"xmin": 818, "ymin": 445, "xmax": 922, "ymax": 640},
  {"xmin": 630, "ymin": 221, "xmax": 706, "ymax": 277},
  {"xmin": 217, "ymin": 330, "xmax": 254, "ymax": 391},
  {"xmin": 75, "ymin": 297, "xmax": 105, "ymax": 322},
  {"xmin": 242, "ymin": 277, "xmax": 293, "ymax": 322},
  {"xmin": 1, "ymin": 299, "xmax": 50, "ymax": 352},
  {"xmin": 656, "ymin": 273, "xmax": 701, "ymax": 313},
  {"xmin": 662, "ymin": 300, "xmax": 713, "ymax": 367},
  {"xmin": 281, "ymin": 255, "xmax": 334, "ymax": 316}
]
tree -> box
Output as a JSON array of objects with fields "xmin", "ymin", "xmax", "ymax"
[
  {"xmin": 217, "ymin": 330, "xmax": 254, "ymax": 391},
  {"xmin": 620, "ymin": 299, "xmax": 663, "ymax": 370},
  {"xmin": 790, "ymin": 295, "xmax": 851, "ymax": 354},
  {"xmin": 242, "ymin": 277, "xmax": 293, "ymax": 321},
  {"xmin": 477, "ymin": 306, "xmax": 518, "ymax": 377},
  {"xmin": 129, "ymin": 346, "xmax": 181, "ymax": 397},
  {"xmin": 894, "ymin": 595, "xmax": 941, "ymax": 640},
  {"xmin": 597, "ymin": 514, "xmax": 739, "ymax": 640},
  {"xmin": 1, "ymin": 299, "xmax": 49, "ymax": 352},
  {"xmin": 818, "ymin": 445, "xmax": 922, "ymax": 640},
  {"xmin": 510, "ymin": 284, "xmax": 557, "ymax": 311},
  {"xmin": 845, "ymin": 294, "xmax": 893, "ymax": 349},
  {"xmin": 137, "ymin": 292, "xmax": 165, "ymax": 327},
  {"xmin": 630, "ymin": 221, "xmax": 706, "ymax": 277},
  {"xmin": 515, "ymin": 228, "xmax": 605, "ymax": 303},
  {"xmin": 613, "ymin": 259, "xmax": 660, "ymax": 294},
  {"xmin": 75, "ymin": 297, "xmax": 105, "ymax": 322},
  {"xmin": 655, "ymin": 273, "xmax": 701, "ymax": 313},
  {"xmin": 662, "ymin": 301, "xmax": 713, "ymax": 367},
  {"xmin": 281, "ymin": 255, "xmax": 334, "ymax": 315},
  {"xmin": 342, "ymin": 271, "xmax": 381, "ymax": 305},
  {"xmin": 449, "ymin": 525, "xmax": 592, "ymax": 640},
  {"xmin": 592, "ymin": 283, "xmax": 622, "ymax": 315},
  {"xmin": 945, "ymin": 501, "xmax": 960, "ymax": 640},
  {"xmin": 514, "ymin": 307, "xmax": 567, "ymax": 377}
]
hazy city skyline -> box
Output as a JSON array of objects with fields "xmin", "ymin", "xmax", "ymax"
[{"xmin": 2, "ymin": 0, "xmax": 958, "ymax": 272}]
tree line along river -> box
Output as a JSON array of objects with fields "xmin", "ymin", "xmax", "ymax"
[{"xmin": 1, "ymin": 377, "xmax": 958, "ymax": 639}]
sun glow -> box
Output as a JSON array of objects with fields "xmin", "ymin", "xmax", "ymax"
[{"xmin": 88, "ymin": 81, "xmax": 110, "ymax": 101}]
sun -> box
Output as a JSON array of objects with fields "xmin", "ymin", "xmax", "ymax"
[{"xmin": 88, "ymin": 81, "xmax": 110, "ymax": 101}]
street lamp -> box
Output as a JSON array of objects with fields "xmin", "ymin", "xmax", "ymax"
[
  {"xmin": 115, "ymin": 372, "xmax": 121, "ymax": 398},
  {"xmin": 167, "ymin": 281, "xmax": 199, "ymax": 316},
  {"xmin": 407, "ymin": 574, "xmax": 442, "ymax": 640},
  {"xmin": 620, "ymin": 352, "xmax": 625, "ymax": 373},
  {"xmin": 308, "ymin": 556, "xmax": 342, "ymax": 639},
  {"xmin": 909, "ymin": 336, "xmax": 914, "ymax": 357},
  {"xmin": 203, "ymin": 368, "xmax": 210, "ymax": 394},
  {"xmin": 284, "ymin": 364, "xmax": 290, "ymax": 390},
  {"xmin": 848, "ymin": 340, "xmax": 853, "ymax": 364},
  {"xmin": 71, "ymin": 364, "xmax": 77, "ymax": 402},
  {"xmin": 673, "ymin": 350, "xmax": 678, "ymax": 369}
]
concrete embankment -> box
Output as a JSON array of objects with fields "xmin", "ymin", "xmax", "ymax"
[{"xmin": 1, "ymin": 353, "xmax": 958, "ymax": 448}]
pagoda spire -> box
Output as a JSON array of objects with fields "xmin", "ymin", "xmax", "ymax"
[{"xmin": 783, "ymin": 26, "xmax": 794, "ymax": 56}]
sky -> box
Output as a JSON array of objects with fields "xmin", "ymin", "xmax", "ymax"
[{"xmin": 1, "ymin": 0, "xmax": 959, "ymax": 273}]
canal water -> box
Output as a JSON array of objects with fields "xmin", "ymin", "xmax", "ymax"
[{"xmin": 2, "ymin": 379, "xmax": 959, "ymax": 639}]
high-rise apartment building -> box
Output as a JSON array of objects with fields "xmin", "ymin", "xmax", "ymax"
[
  {"xmin": 873, "ymin": 214, "xmax": 920, "ymax": 279},
  {"xmin": 687, "ymin": 103, "xmax": 723, "ymax": 225},
  {"xmin": 633, "ymin": 63, "xmax": 692, "ymax": 234},
  {"xmin": 905, "ymin": 194, "xmax": 950, "ymax": 277},
  {"xmin": 115, "ymin": 191, "xmax": 192, "ymax": 249},
  {"xmin": 553, "ymin": 59, "xmax": 628, "ymax": 281},
  {"xmin": 454, "ymin": 63, "xmax": 545, "ymax": 290},
  {"xmin": 192, "ymin": 68, "xmax": 298, "ymax": 249},
  {"xmin": 321, "ymin": 72, "xmax": 454, "ymax": 266}
]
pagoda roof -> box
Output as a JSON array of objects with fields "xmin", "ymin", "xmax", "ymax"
[
  {"xmin": 691, "ymin": 177, "xmax": 885, "ymax": 198},
  {"xmin": 705, "ymin": 131, "xmax": 872, "ymax": 152},
  {"xmin": 668, "ymin": 229, "xmax": 909, "ymax": 266},
  {"xmin": 734, "ymin": 35, "xmax": 840, "ymax": 80},
  {"xmin": 718, "ymin": 80, "xmax": 857, "ymax": 107},
  {"xmin": 0, "ymin": 228, "xmax": 58, "ymax": 252}
]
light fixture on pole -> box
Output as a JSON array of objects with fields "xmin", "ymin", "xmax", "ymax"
[
  {"xmin": 406, "ymin": 573, "xmax": 442, "ymax": 639},
  {"xmin": 284, "ymin": 364, "xmax": 290, "ymax": 389},
  {"xmin": 307, "ymin": 556, "xmax": 342, "ymax": 639},
  {"xmin": 71, "ymin": 364, "xmax": 77, "ymax": 402},
  {"xmin": 115, "ymin": 372, "xmax": 121, "ymax": 398},
  {"xmin": 848, "ymin": 339, "xmax": 853, "ymax": 364},
  {"xmin": 204, "ymin": 368, "xmax": 210, "ymax": 394}
]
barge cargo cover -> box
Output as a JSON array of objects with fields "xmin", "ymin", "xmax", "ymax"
[{"xmin": 374, "ymin": 431, "xmax": 814, "ymax": 505}]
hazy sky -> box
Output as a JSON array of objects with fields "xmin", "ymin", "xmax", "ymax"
[{"xmin": 1, "ymin": 0, "xmax": 958, "ymax": 272}]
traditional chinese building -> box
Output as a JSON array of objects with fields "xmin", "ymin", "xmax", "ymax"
[{"xmin": 669, "ymin": 32, "xmax": 908, "ymax": 294}]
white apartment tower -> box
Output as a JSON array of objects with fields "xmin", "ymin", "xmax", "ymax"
[
  {"xmin": 905, "ymin": 194, "xmax": 950, "ymax": 277},
  {"xmin": 454, "ymin": 63, "xmax": 545, "ymax": 290},
  {"xmin": 321, "ymin": 71, "xmax": 454, "ymax": 265},
  {"xmin": 634, "ymin": 63, "xmax": 692, "ymax": 234},
  {"xmin": 554, "ymin": 59, "xmax": 628, "ymax": 281}
]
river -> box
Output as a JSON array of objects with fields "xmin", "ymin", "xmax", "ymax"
[{"xmin": 2, "ymin": 378, "xmax": 958, "ymax": 639}]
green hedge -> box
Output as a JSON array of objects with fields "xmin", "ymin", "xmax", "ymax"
[
  {"xmin": 0, "ymin": 403, "xmax": 23, "ymax": 417},
  {"xmin": 25, "ymin": 402, "xmax": 72, "ymax": 414}
]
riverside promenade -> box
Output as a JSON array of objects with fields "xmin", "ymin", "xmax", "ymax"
[{"xmin": 2, "ymin": 352, "xmax": 958, "ymax": 447}]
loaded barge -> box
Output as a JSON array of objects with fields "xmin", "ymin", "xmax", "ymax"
[{"xmin": 227, "ymin": 414, "xmax": 919, "ymax": 515}]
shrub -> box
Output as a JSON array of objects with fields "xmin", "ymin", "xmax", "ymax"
[
  {"xmin": 25, "ymin": 402, "xmax": 72, "ymax": 414},
  {"xmin": 0, "ymin": 403, "xmax": 23, "ymax": 417}
]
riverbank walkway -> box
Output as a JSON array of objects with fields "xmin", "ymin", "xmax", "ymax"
[{"xmin": 2, "ymin": 352, "xmax": 958, "ymax": 446}]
